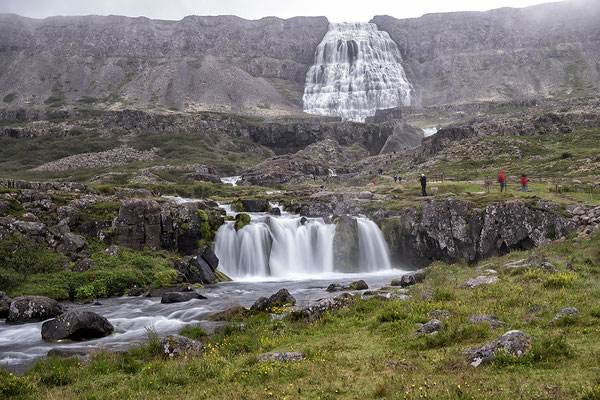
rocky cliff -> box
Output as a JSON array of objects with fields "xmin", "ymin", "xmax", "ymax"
[
  {"xmin": 0, "ymin": 14, "xmax": 328, "ymax": 114},
  {"xmin": 373, "ymin": 0, "xmax": 600, "ymax": 105}
]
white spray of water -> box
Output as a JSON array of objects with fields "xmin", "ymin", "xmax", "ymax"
[
  {"xmin": 357, "ymin": 217, "xmax": 392, "ymax": 272},
  {"xmin": 303, "ymin": 22, "xmax": 413, "ymax": 122}
]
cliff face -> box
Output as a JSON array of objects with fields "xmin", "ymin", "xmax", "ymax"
[
  {"xmin": 373, "ymin": 0, "xmax": 600, "ymax": 105},
  {"xmin": 0, "ymin": 14, "xmax": 328, "ymax": 114}
]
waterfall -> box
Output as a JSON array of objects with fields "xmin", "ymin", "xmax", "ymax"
[
  {"xmin": 215, "ymin": 207, "xmax": 393, "ymax": 279},
  {"xmin": 357, "ymin": 218, "xmax": 392, "ymax": 272},
  {"xmin": 303, "ymin": 22, "xmax": 413, "ymax": 123}
]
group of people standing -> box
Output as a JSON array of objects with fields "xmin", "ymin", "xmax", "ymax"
[{"xmin": 498, "ymin": 171, "xmax": 529, "ymax": 192}]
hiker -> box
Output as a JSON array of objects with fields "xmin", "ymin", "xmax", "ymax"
[
  {"xmin": 372, "ymin": 178, "xmax": 377, "ymax": 185},
  {"xmin": 398, "ymin": 176, "xmax": 402, "ymax": 183},
  {"xmin": 419, "ymin": 174, "xmax": 427, "ymax": 196},
  {"xmin": 394, "ymin": 175, "xmax": 398, "ymax": 183},
  {"xmin": 521, "ymin": 174, "xmax": 528, "ymax": 192},
  {"xmin": 498, "ymin": 171, "xmax": 506, "ymax": 192}
]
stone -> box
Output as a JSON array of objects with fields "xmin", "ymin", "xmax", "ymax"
[
  {"xmin": 104, "ymin": 245, "xmax": 120, "ymax": 255},
  {"xmin": 468, "ymin": 314, "xmax": 505, "ymax": 328},
  {"xmin": 159, "ymin": 334, "xmax": 204, "ymax": 358},
  {"xmin": 326, "ymin": 283, "xmax": 347, "ymax": 292},
  {"xmin": 427, "ymin": 310, "xmax": 451, "ymax": 319},
  {"xmin": 258, "ymin": 352, "xmax": 305, "ymax": 362},
  {"xmin": 199, "ymin": 247, "xmax": 219, "ymax": 271},
  {"xmin": 0, "ymin": 291, "xmax": 11, "ymax": 319},
  {"xmin": 113, "ymin": 199, "xmax": 162, "ymax": 251},
  {"xmin": 161, "ymin": 292, "xmax": 206, "ymax": 304},
  {"xmin": 148, "ymin": 285, "xmax": 195, "ymax": 298},
  {"xmin": 416, "ymin": 319, "xmax": 443, "ymax": 335},
  {"xmin": 172, "ymin": 256, "xmax": 216, "ymax": 284},
  {"xmin": 128, "ymin": 287, "xmax": 147, "ymax": 297},
  {"xmin": 6, "ymin": 296, "xmax": 63, "ymax": 324},
  {"xmin": 358, "ymin": 191, "xmax": 373, "ymax": 199},
  {"xmin": 297, "ymin": 293, "xmax": 355, "ymax": 322},
  {"xmin": 251, "ymin": 297, "xmax": 276, "ymax": 312},
  {"xmin": 207, "ymin": 305, "xmax": 249, "ymax": 321},
  {"xmin": 421, "ymin": 290, "xmax": 435, "ymax": 301},
  {"xmin": 269, "ymin": 288, "xmax": 296, "ymax": 306},
  {"xmin": 392, "ymin": 269, "xmax": 427, "ymax": 287},
  {"xmin": 463, "ymin": 330, "xmax": 532, "ymax": 367},
  {"xmin": 41, "ymin": 311, "xmax": 114, "ymax": 341},
  {"xmin": 527, "ymin": 306, "xmax": 549, "ymax": 313},
  {"xmin": 549, "ymin": 307, "xmax": 579, "ymax": 325},
  {"xmin": 349, "ymin": 280, "xmax": 369, "ymax": 290},
  {"xmin": 332, "ymin": 216, "xmax": 359, "ymax": 272},
  {"xmin": 461, "ymin": 275, "xmax": 499, "ymax": 289},
  {"xmin": 73, "ymin": 258, "xmax": 97, "ymax": 272},
  {"xmin": 56, "ymin": 232, "xmax": 86, "ymax": 254}
]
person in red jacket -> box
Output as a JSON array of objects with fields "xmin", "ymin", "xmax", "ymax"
[
  {"xmin": 498, "ymin": 171, "xmax": 506, "ymax": 192},
  {"xmin": 521, "ymin": 174, "xmax": 528, "ymax": 192}
]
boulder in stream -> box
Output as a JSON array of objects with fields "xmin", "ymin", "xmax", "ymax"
[
  {"xmin": 6, "ymin": 296, "xmax": 63, "ymax": 324},
  {"xmin": 41, "ymin": 311, "xmax": 114, "ymax": 341},
  {"xmin": 269, "ymin": 288, "xmax": 296, "ymax": 306},
  {"xmin": 0, "ymin": 291, "xmax": 11, "ymax": 319},
  {"xmin": 161, "ymin": 292, "xmax": 206, "ymax": 304}
]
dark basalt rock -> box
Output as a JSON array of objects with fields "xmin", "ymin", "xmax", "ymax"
[
  {"xmin": 161, "ymin": 292, "xmax": 206, "ymax": 304},
  {"xmin": 207, "ymin": 305, "xmax": 249, "ymax": 321},
  {"xmin": 172, "ymin": 256, "xmax": 216, "ymax": 284},
  {"xmin": 391, "ymin": 269, "xmax": 427, "ymax": 287},
  {"xmin": 251, "ymin": 297, "xmax": 276, "ymax": 312},
  {"xmin": 269, "ymin": 288, "xmax": 296, "ymax": 306},
  {"xmin": 0, "ymin": 291, "xmax": 11, "ymax": 319},
  {"xmin": 6, "ymin": 296, "xmax": 63, "ymax": 324},
  {"xmin": 41, "ymin": 311, "xmax": 114, "ymax": 341},
  {"xmin": 148, "ymin": 285, "xmax": 195, "ymax": 298}
]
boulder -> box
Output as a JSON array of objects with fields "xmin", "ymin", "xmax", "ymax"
[
  {"xmin": 463, "ymin": 330, "xmax": 532, "ymax": 367},
  {"xmin": 199, "ymin": 247, "xmax": 219, "ymax": 271},
  {"xmin": 415, "ymin": 319, "xmax": 443, "ymax": 335},
  {"xmin": 207, "ymin": 305, "xmax": 249, "ymax": 321},
  {"xmin": 6, "ymin": 296, "xmax": 63, "ymax": 324},
  {"xmin": 172, "ymin": 256, "xmax": 216, "ymax": 284},
  {"xmin": 258, "ymin": 352, "xmax": 305, "ymax": 362},
  {"xmin": 392, "ymin": 269, "xmax": 427, "ymax": 287},
  {"xmin": 232, "ymin": 199, "xmax": 270, "ymax": 213},
  {"xmin": 148, "ymin": 285, "xmax": 195, "ymax": 298},
  {"xmin": 251, "ymin": 297, "xmax": 276, "ymax": 312},
  {"xmin": 56, "ymin": 232, "xmax": 86, "ymax": 254},
  {"xmin": 421, "ymin": 290, "xmax": 435, "ymax": 302},
  {"xmin": 234, "ymin": 213, "xmax": 251, "ymax": 231},
  {"xmin": 468, "ymin": 314, "xmax": 505, "ymax": 328},
  {"xmin": 549, "ymin": 307, "xmax": 579, "ymax": 325},
  {"xmin": 41, "ymin": 311, "xmax": 114, "ymax": 341},
  {"xmin": 269, "ymin": 288, "xmax": 296, "ymax": 306},
  {"xmin": 113, "ymin": 199, "xmax": 162, "ymax": 251},
  {"xmin": 349, "ymin": 280, "xmax": 369, "ymax": 290},
  {"xmin": 159, "ymin": 334, "xmax": 204, "ymax": 358},
  {"xmin": 270, "ymin": 207, "xmax": 282, "ymax": 216},
  {"xmin": 358, "ymin": 191, "xmax": 373, "ymax": 200},
  {"xmin": 0, "ymin": 291, "xmax": 11, "ymax": 319},
  {"xmin": 128, "ymin": 287, "xmax": 147, "ymax": 297},
  {"xmin": 326, "ymin": 283, "xmax": 347, "ymax": 292},
  {"xmin": 161, "ymin": 292, "xmax": 206, "ymax": 304},
  {"xmin": 461, "ymin": 275, "xmax": 499, "ymax": 289},
  {"xmin": 297, "ymin": 293, "xmax": 355, "ymax": 322}
]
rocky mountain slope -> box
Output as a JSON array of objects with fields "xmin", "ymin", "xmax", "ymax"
[{"xmin": 1, "ymin": 1, "xmax": 599, "ymax": 114}]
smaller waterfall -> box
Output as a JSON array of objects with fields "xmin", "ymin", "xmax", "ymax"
[
  {"xmin": 423, "ymin": 127, "xmax": 438, "ymax": 137},
  {"xmin": 357, "ymin": 218, "xmax": 392, "ymax": 272},
  {"xmin": 221, "ymin": 176, "xmax": 241, "ymax": 186},
  {"xmin": 328, "ymin": 169, "xmax": 337, "ymax": 177}
]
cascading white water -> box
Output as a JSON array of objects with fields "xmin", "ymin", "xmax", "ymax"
[
  {"xmin": 303, "ymin": 22, "xmax": 413, "ymax": 122},
  {"xmin": 214, "ymin": 206, "xmax": 393, "ymax": 279},
  {"xmin": 357, "ymin": 218, "xmax": 392, "ymax": 272}
]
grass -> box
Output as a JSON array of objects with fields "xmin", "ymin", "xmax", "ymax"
[{"xmin": 3, "ymin": 231, "xmax": 599, "ymax": 399}]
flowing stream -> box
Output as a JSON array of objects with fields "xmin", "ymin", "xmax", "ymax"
[
  {"xmin": 0, "ymin": 200, "xmax": 406, "ymax": 373},
  {"xmin": 303, "ymin": 22, "xmax": 413, "ymax": 122}
]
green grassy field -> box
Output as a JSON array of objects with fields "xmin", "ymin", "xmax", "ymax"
[{"xmin": 2, "ymin": 231, "xmax": 599, "ymax": 399}]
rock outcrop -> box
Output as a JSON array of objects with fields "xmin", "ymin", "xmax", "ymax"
[
  {"xmin": 159, "ymin": 334, "xmax": 204, "ymax": 358},
  {"xmin": 41, "ymin": 311, "xmax": 114, "ymax": 341},
  {"xmin": 463, "ymin": 330, "xmax": 532, "ymax": 367},
  {"xmin": 332, "ymin": 216, "xmax": 359, "ymax": 273}
]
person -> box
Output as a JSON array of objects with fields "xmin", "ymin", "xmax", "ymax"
[
  {"xmin": 521, "ymin": 174, "xmax": 528, "ymax": 192},
  {"xmin": 372, "ymin": 178, "xmax": 377, "ymax": 185},
  {"xmin": 498, "ymin": 171, "xmax": 506, "ymax": 192},
  {"xmin": 419, "ymin": 174, "xmax": 427, "ymax": 196},
  {"xmin": 394, "ymin": 175, "xmax": 398, "ymax": 183},
  {"xmin": 398, "ymin": 176, "xmax": 402, "ymax": 183}
]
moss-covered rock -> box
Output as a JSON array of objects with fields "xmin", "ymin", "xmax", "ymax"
[
  {"xmin": 234, "ymin": 213, "xmax": 251, "ymax": 231},
  {"xmin": 333, "ymin": 216, "xmax": 359, "ymax": 273}
]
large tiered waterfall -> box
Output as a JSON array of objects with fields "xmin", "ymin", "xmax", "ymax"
[
  {"xmin": 302, "ymin": 22, "xmax": 413, "ymax": 122},
  {"xmin": 215, "ymin": 206, "xmax": 392, "ymax": 279}
]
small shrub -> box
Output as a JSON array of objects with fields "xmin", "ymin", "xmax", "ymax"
[
  {"xmin": 434, "ymin": 288, "xmax": 456, "ymax": 301},
  {"xmin": 0, "ymin": 369, "xmax": 35, "ymax": 397},
  {"xmin": 544, "ymin": 271, "xmax": 578, "ymax": 288},
  {"xmin": 377, "ymin": 308, "xmax": 408, "ymax": 323},
  {"xmin": 561, "ymin": 152, "xmax": 573, "ymax": 159},
  {"xmin": 179, "ymin": 324, "xmax": 208, "ymax": 340},
  {"xmin": 29, "ymin": 357, "xmax": 76, "ymax": 386}
]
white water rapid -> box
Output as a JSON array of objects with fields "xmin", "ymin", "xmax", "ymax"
[
  {"xmin": 214, "ymin": 205, "xmax": 393, "ymax": 279},
  {"xmin": 303, "ymin": 22, "xmax": 413, "ymax": 122}
]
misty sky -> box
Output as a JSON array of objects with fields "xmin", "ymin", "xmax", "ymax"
[{"xmin": 0, "ymin": 0, "xmax": 562, "ymax": 22}]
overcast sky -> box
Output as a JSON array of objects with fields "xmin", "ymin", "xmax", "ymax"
[{"xmin": 0, "ymin": 0, "xmax": 562, "ymax": 21}]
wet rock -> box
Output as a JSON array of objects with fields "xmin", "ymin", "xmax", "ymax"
[
  {"xmin": 251, "ymin": 297, "xmax": 276, "ymax": 312},
  {"xmin": 128, "ymin": 287, "xmax": 147, "ymax": 297},
  {"xmin": 349, "ymin": 280, "xmax": 368, "ymax": 290},
  {"xmin": 469, "ymin": 314, "xmax": 505, "ymax": 328},
  {"xmin": 463, "ymin": 330, "xmax": 532, "ymax": 367},
  {"xmin": 73, "ymin": 258, "xmax": 97, "ymax": 272},
  {"xmin": 326, "ymin": 283, "xmax": 347, "ymax": 292},
  {"xmin": 297, "ymin": 293, "xmax": 355, "ymax": 322},
  {"xmin": 199, "ymin": 247, "xmax": 219, "ymax": 271},
  {"xmin": 159, "ymin": 334, "xmax": 204, "ymax": 358},
  {"xmin": 258, "ymin": 352, "xmax": 305, "ymax": 362},
  {"xmin": 427, "ymin": 310, "xmax": 451, "ymax": 319},
  {"xmin": 172, "ymin": 256, "xmax": 216, "ymax": 284},
  {"xmin": 148, "ymin": 285, "xmax": 195, "ymax": 298},
  {"xmin": 41, "ymin": 311, "xmax": 114, "ymax": 341},
  {"xmin": 333, "ymin": 216, "xmax": 359, "ymax": 272},
  {"xmin": 269, "ymin": 288, "xmax": 296, "ymax": 306},
  {"xmin": 0, "ymin": 291, "xmax": 11, "ymax": 319},
  {"xmin": 421, "ymin": 290, "xmax": 435, "ymax": 301},
  {"xmin": 549, "ymin": 307, "xmax": 579, "ymax": 325},
  {"xmin": 270, "ymin": 207, "xmax": 281, "ymax": 216},
  {"xmin": 391, "ymin": 269, "xmax": 427, "ymax": 287},
  {"xmin": 207, "ymin": 305, "xmax": 249, "ymax": 321},
  {"xmin": 415, "ymin": 319, "xmax": 443, "ymax": 335},
  {"xmin": 161, "ymin": 292, "xmax": 206, "ymax": 304},
  {"xmin": 234, "ymin": 213, "xmax": 251, "ymax": 231},
  {"xmin": 461, "ymin": 275, "xmax": 499, "ymax": 289},
  {"xmin": 6, "ymin": 296, "xmax": 63, "ymax": 324}
]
